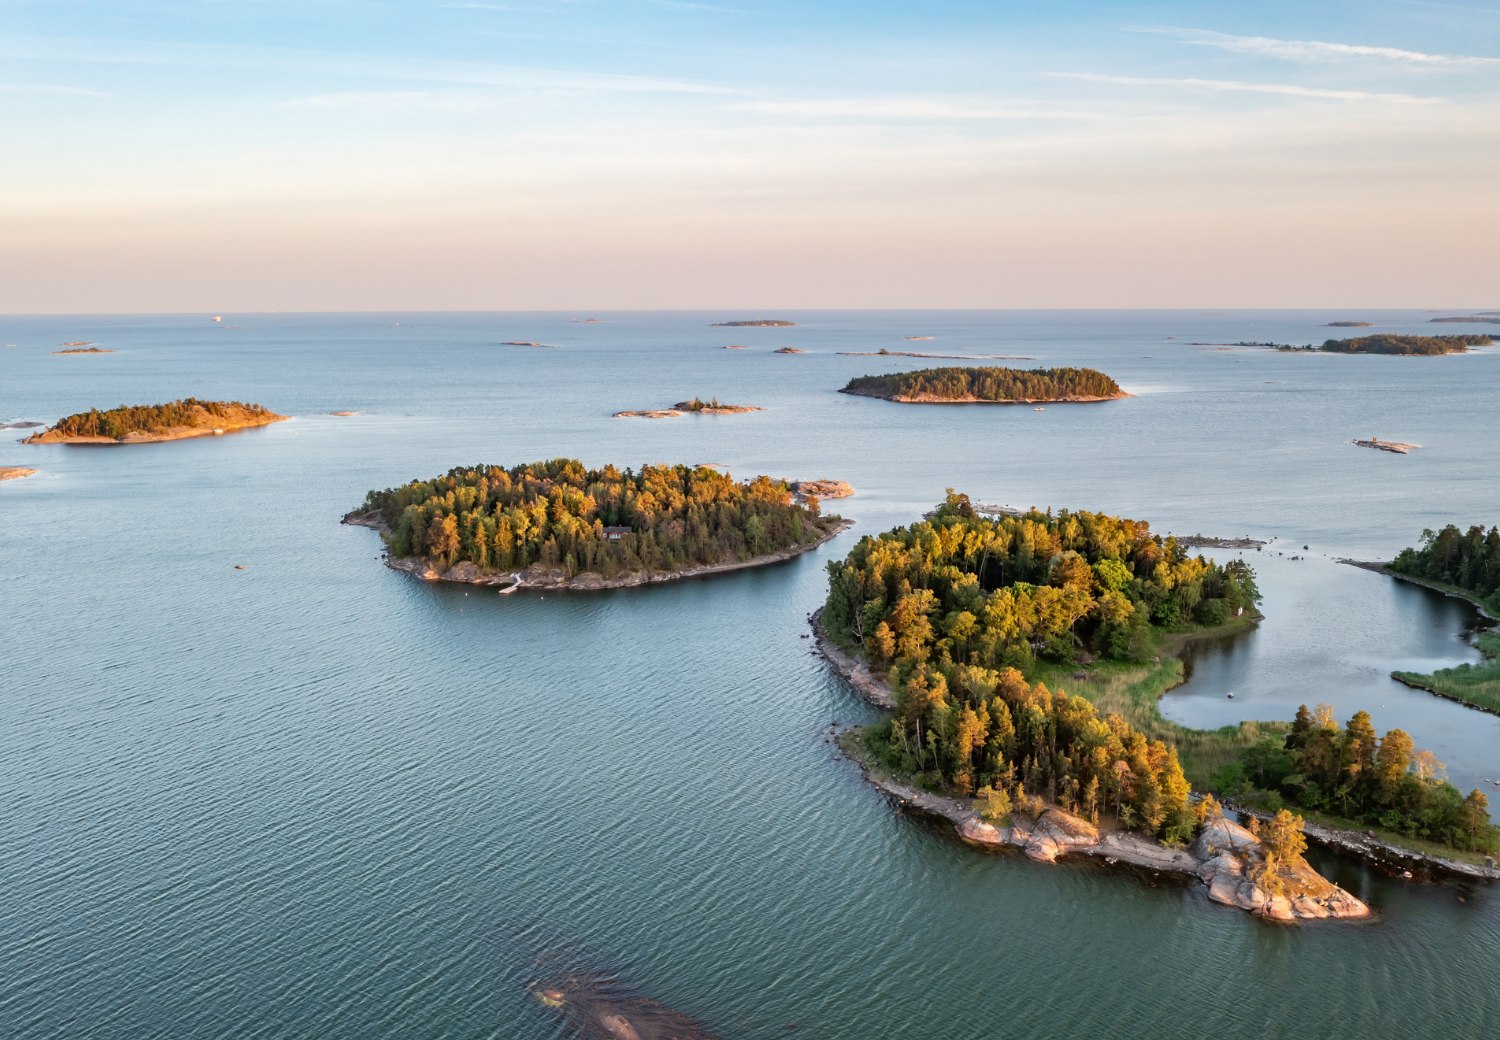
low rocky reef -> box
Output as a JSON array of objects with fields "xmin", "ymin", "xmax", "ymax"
[
  {"xmin": 790, "ymin": 479, "xmax": 854, "ymax": 503},
  {"xmin": 773, "ymin": 347, "xmax": 805, "ymax": 354},
  {"xmin": 52, "ymin": 346, "xmax": 113, "ymax": 355},
  {"xmin": 838, "ymin": 349, "xmax": 1036, "ymax": 361},
  {"xmin": 1, "ymin": 466, "xmax": 38, "ymax": 482},
  {"xmin": 615, "ymin": 399, "xmax": 765, "ymax": 418}
]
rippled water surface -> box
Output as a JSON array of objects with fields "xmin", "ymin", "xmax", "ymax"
[{"xmin": 3, "ymin": 311, "xmax": 1498, "ymax": 1039}]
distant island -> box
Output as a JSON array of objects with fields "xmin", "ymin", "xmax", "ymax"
[
  {"xmin": 840, "ymin": 366, "xmax": 1126, "ymax": 404},
  {"xmin": 614, "ymin": 398, "xmax": 765, "ymax": 418},
  {"xmin": 58, "ymin": 340, "xmax": 94, "ymax": 347},
  {"xmin": 815, "ymin": 493, "xmax": 1496, "ymax": 918},
  {"xmin": 0, "ymin": 467, "xmax": 37, "ymax": 482},
  {"xmin": 773, "ymin": 347, "xmax": 805, "ymax": 354},
  {"xmin": 24, "ymin": 399, "xmax": 287, "ymax": 444},
  {"xmin": 710, "ymin": 319, "xmax": 795, "ymax": 327},
  {"xmin": 1429, "ymin": 315, "xmax": 1500, "ymax": 324},
  {"xmin": 1276, "ymin": 334, "xmax": 1492, "ymax": 355},
  {"xmin": 52, "ymin": 346, "xmax": 113, "ymax": 355},
  {"xmin": 838, "ymin": 348, "xmax": 1036, "ymax": 361},
  {"xmin": 346, "ymin": 459, "xmax": 849, "ymax": 592},
  {"xmin": 1325, "ymin": 321, "xmax": 1373, "ymax": 328},
  {"xmin": 500, "ymin": 341, "xmax": 556, "ymax": 348}
]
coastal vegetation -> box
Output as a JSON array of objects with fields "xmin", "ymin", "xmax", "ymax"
[
  {"xmin": 1390, "ymin": 523, "xmax": 1500, "ymax": 614},
  {"xmin": 24, "ymin": 399, "xmax": 286, "ymax": 444},
  {"xmin": 840, "ymin": 366, "xmax": 1124, "ymax": 403},
  {"xmin": 820, "ymin": 493, "xmax": 1260, "ymax": 839},
  {"xmin": 1383, "ymin": 524, "xmax": 1500, "ymax": 714},
  {"xmin": 1393, "ymin": 632, "xmax": 1500, "ymax": 716},
  {"xmin": 674, "ymin": 398, "xmax": 763, "ymax": 414},
  {"xmin": 1220, "ymin": 705, "xmax": 1496, "ymax": 853},
  {"xmin": 821, "ymin": 493, "xmax": 1494, "ymax": 857},
  {"xmin": 355, "ymin": 458, "xmax": 841, "ymax": 581},
  {"xmin": 1276, "ymin": 334, "xmax": 1492, "ymax": 355}
]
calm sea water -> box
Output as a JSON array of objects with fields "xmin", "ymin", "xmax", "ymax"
[{"xmin": 3, "ymin": 310, "xmax": 1498, "ymax": 1039}]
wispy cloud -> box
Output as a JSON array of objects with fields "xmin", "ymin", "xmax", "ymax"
[
  {"xmin": 1137, "ymin": 27, "xmax": 1500, "ymax": 66},
  {"xmin": 0, "ymin": 82, "xmax": 112, "ymax": 99},
  {"xmin": 731, "ymin": 98, "xmax": 1103, "ymax": 121},
  {"xmin": 281, "ymin": 90, "xmax": 487, "ymax": 111},
  {"xmin": 1053, "ymin": 72, "xmax": 1447, "ymax": 104}
]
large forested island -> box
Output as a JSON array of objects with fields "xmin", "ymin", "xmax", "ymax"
[
  {"xmin": 1278, "ymin": 333, "xmax": 1493, "ymax": 355},
  {"xmin": 840, "ymin": 366, "xmax": 1126, "ymax": 404},
  {"xmin": 23, "ymin": 399, "xmax": 287, "ymax": 444},
  {"xmin": 348, "ymin": 459, "xmax": 849, "ymax": 591},
  {"xmin": 816, "ymin": 494, "xmax": 1496, "ymax": 919}
]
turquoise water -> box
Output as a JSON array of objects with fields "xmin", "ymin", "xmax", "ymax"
[{"xmin": 3, "ymin": 311, "xmax": 1498, "ymax": 1038}]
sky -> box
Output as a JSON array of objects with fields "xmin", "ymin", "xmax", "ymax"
[{"xmin": 1, "ymin": 0, "xmax": 1498, "ymax": 311}]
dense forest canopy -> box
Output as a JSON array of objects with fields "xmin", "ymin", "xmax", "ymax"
[
  {"xmin": 825, "ymin": 495, "xmax": 1494, "ymax": 850},
  {"xmin": 822, "ymin": 492, "xmax": 1260, "ymax": 673},
  {"xmin": 1391, "ymin": 524, "xmax": 1500, "ymax": 612},
  {"xmin": 1278, "ymin": 334, "xmax": 1492, "ymax": 355},
  {"xmin": 866, "ymin": 658, "xmax": 1202, "ymax": 841},
  {"xmin": 358, "ymin": 459, "xmax": 839, "ymax": 579},
  {"xmin": 1225, "ymin": 705, "xmax": 1495, "ymax": 852},
  {"xmin": 841, "ymin": 366, "xmax": 1123, "ymax": 402},
  {"xmin": 37, "ymin": 399, "xmax": 280, "ymax": 439}
]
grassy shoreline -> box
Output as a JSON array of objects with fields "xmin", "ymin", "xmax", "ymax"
[{"xmin": 1342, "ymin": 559, "xmax": 1500, "ymax": 714}]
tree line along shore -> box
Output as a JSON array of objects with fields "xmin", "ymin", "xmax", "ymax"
[
  {"xmin": 814, "ymin": 493, "xmax": 1497, "ymax": 919},
  {"xmin": 347, "ymin": 459, "xmax": 846, "ymax": 591},
  {"xmin": 1371, "ymin": 524, "xmax": 1500, "ymax": 716},
  {"xmin": 22, "ymin": 399, "xmax": 286, "ymax": 444}
]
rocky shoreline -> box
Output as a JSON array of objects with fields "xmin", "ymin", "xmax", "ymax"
[
  {"xmin": 1339, "ymin": 559, "xmax": 1498, "ymax": 623},
  {"xmin": 838, "ymin": 387, "xmax": 1130, "ymax": 405},
  {"xmin": 347, "ymin": 515, "xmax": 854, "ymax": 593},
  {"xmin": 833, "ymin": 726, "xmax": 1370, "ymax": 922},
  {"xmin": 808, "ymin": 609, "xmax": 1500, "ymax": 918},
  {"xmin": 24, "ymin": 413, "xmax": 288, "ymax": 445}
]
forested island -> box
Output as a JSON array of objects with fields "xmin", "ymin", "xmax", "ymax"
[
  {"xmin": 710, "ymin": 319, "xmax": 795, "ymax": 327},
  {"xmin": 840, "ymin": 366, "xmax": 1126, "ymax": 404},
  {"xmin": 1429, "ymin": 315, "xmax": 1500, "ymax": 324},
  {"xmin": 23, "ymin": 399, "xmax": 287, "ymax": 444},
  {"xmin": 347, "ymin": 458, "xmax": 849, "ymax": 592},
  {"xmin": 1374, "ymin": 524, "xmax": 1500, "ymax": 715},
  {"xmin": 1326, "ymin": 322, "xmax": 1373, "ymax": 327},
  {"xmin": 1276, "ymin": 334, "xmax": 1493, "ymax": 355},
  {"xmin": 815, "ymin": 494, "xmax": 1496, "ymax": 918}
]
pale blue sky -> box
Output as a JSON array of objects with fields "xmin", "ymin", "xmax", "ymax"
[{"xmin": 2, "ymin": 1, "xmax": 1497, "ymax": 310}]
